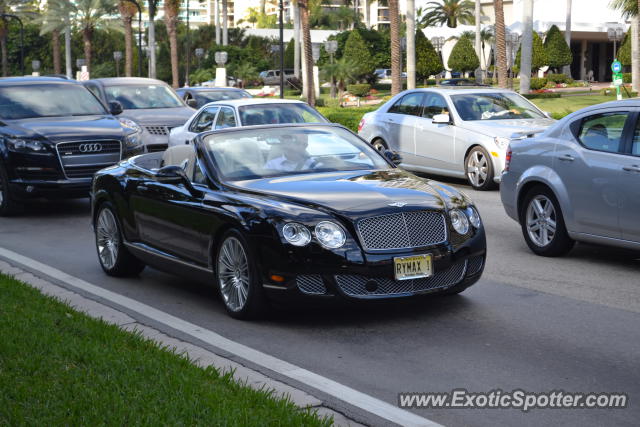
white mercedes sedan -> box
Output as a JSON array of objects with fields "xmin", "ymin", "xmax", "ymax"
[
  {"xmin": 358, "ymin": 88, "xmax": 555, "ymax": 190},
  {"xmin": 169, "ymin": 98, "xmax": 327, "ymax": 147}
]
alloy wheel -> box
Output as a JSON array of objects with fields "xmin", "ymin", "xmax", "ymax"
[
  {"xmin": 525, "ymin": 195, "xmax": 557, "ymax": 247},
  {"xmin": 372, "ymin": 140, "xmax": 387, "ymax": 152},
  {"xmin": 217, "ymin": 237, "xmax": 250, "ymax": 312},
  {"xmin": 96, "ymin": 208, "xmax": 120, "ymax": 270},
  {"xmin": 466, "ymin": 150, "xmax": 488, "ymax": 187}
]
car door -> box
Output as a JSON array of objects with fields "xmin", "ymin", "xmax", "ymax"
[
  {"xmin": 619, "ymin": 112, "xmax": 640, "ymax": 243},
  {"xmin": 554, "ymin": 110, "xmax": 631, "ymax": 239},
  {"xmin": 214, "ymin": 106, "xmax": 237, "ymax": 129},
  {"xmin": 413, "ymin": 92, "xmax": 458, "ymax": 171},
  {"xmin": 383, "ymin": 92, "xmax": 425, "ymax": 163}
]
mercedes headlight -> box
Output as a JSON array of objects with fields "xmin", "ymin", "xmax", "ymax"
[
  {"xmin": 282, "ymin": 223, "xmax": 312, "ymax": 246},
  {"xmin": 466, "ymin": 206, "xmax": 482, "ymax": 229},
  {"xmin": 449, "ymin": 209, "xmax": 470, "ymax": 235},
  {"xmin": 494, "ymin": 137, "xmax": 511, "ymax": 149},
  {"xmin": 6, "ymin": 138, "xmax": 48, "ymax": 153},
  {"xmin": 315, "ymin": 221, "xmax": 346, "ymax": 249}
]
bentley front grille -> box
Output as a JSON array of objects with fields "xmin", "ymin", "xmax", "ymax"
[
  {"xmin": 334, "ymin": 260, "xmax": 467, "ymax": 297},
  {"xmin": 357, "ymin": 210, "xmax": 447, "ymax": 250},
  {"xmin": 466, "ymin": 255, "xmax": 484, "ymax": 276},
  {"xmin": 296, "ymin": 275, "xmax": 327, "ymax": 295},
  {"xmin": 55, "ymin": 140, "xmax": 122, "ymax": 179}
]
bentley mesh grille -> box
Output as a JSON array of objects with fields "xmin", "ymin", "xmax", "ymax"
[
  {"xmin": 466, "ymin": 256, "xmax": 484, "ymax": 276},
  {"xmin": 334, "ymin": 260, "xmax": 467, "ymax": 297},
  {"xmin": 296, "ymin": 275, "xmax": 326, "ymax": 295},
  {"xmin": 356, "ymin": 211, "xmax": 447, "ymax": 250}
]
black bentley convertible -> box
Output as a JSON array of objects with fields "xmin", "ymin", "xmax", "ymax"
[{"xmin": 91, "ymin": 124, "xmax": 486, "ymax": 319}]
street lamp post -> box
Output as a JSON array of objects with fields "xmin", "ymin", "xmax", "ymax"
[
  {"xmin": 279, "ymin": 0, "xmax": 284, "ymax": 99},
  {"xmin": 312, "ymin": 43, "xmax": 321, "ymax": 100},
  {"xmin": 194, "ymin": 48, "xmax": 204, "ymax": 70},
  {"xmin": 113, "ymin": 51, "xmax": 123, "ymax": 77},
  {"xmin": 607, "ymin": 26, "xmax": 624, "ymax": 60},
  {"xmin": 431, "ymin": 36, "xmax": 444, "ymax": 80},
  {"xmin": 31, "ymin": 60, "xmax": 41, "ymax": 76},
  {"xmin": 124, "ymin": 0, "xmax": 143, "ymax": 77},
  {"xmin": 1, "ymin": 14, "xmax": 24, "ymax": 75},
  {"xmin": 506, "ymin": 31, "xmax": 520, "ymax": 88},
  {"xmin": 214, "ymin": 51, "xmax": 228, "ymax": 87},
  {"xmin": 324, "ymin": 40, "xmax": 338, "ymax": 64}
]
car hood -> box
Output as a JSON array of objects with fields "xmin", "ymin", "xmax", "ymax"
[
  {"xmin": 4, "ymin": 115, "xmax": 125, "ymax": 142},
  {"xmin": 231, "ymin": 169, "xmax": 467, "ymax": 218},
  {"xmin": 461, "ymin": 118, "xmax": 555, "ymax": 138},
  {"xmin": 120, "ymin": 107, "xmax": 195, "ymax": 126}
]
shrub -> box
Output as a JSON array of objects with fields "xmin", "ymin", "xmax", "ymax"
[
  {"xmin": 347, "ymin": 84, "xmax": 371, "ymax": 97},
  {"xmin": 529, "ymin": 77, "xmax": 548, "ymax": 91},
  {"xmin": 544, "ymin": 25, "xmax": 572, "ymax": 71},
  {"xmin": 623, "ymin": 72, "xmax": 632, "ymax": 84},
  {"xmin": 317, "ymin": 106, "xmax": 379, "ymax": 132},
  {"xmin": 447, "ymin": 36, "xmax": 479, "ymax": 73},
  {"xmin": 547, "ymin": 73, "xmax": 569, "ymax": 84},
  {"xmin": 619, "ymin": 29, "xmax": 631, "ymax": 66},
  {"xmin": 522, "ymin": 93, "xmax": 561, "ymax": 99},
  {"xmin": 515, "ymin": 32, "xmax": 549, "ymax": 72},
  {"xmin": 415, "ymin": 30, "xmax": 443, "ymax": 83},
  {"xmin": 343, "ymin": 30, "xmax": 377, "ymax": 81}
]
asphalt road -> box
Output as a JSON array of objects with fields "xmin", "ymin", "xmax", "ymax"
[{"xmin": 1, "ymin": 180, "xmax": 638, "ymax": 427}]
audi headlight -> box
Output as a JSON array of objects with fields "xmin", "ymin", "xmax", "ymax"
[
  {"xmin": 282, "ymin": 223, "xmax": 312, "ymax": 246},
  {"xmin": 6, "ymin": 138, "xmax": 48, "ymax": 153},
  {"xmin": 466, "ymin": 206, "xmax": 482, "ymax": 229},
  {"xmin": 494, "ymin": 137, "xmax": 511, "ymax": 149},
  {"xmin": 119, "ymin": 118, "xmax": 142, "ymax": 133},
  {"xmin": 315, "ymin": 221, "xmax": 346, "ymax": 249},
  {"xmin": 449, "ymin": 209, "xmax": 470, "ymax": 235},
  {"xmin": 119, "ymin": 119, "xmax": 143, "ymax": 148}
]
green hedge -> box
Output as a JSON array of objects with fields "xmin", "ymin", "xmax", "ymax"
[
  {"xmin": 530, "ymin": 77, "xmax": 548, "ymax": 90},
  {"xmin": 522, "ymin": 93, "xmax": 561, "ymax": 99},
  {"xmin": 317, "ymin": 106, "xmax": 379, "ymax": 132},
  {"xmin": 347, "ymin": 84, "xmax": 372, "ymax": 97},
  {"xmin": 546, "ymin": 73, "xmax": 569, "ymax": 84},
  {"xmin": 623, "ymin": 73, "xmax": 632, "ymax": 84}
]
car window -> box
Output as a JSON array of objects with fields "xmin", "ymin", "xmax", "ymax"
[
  {"xmin": 85, "ymin": 83, "xmax": 102, "ymax": 100},
  {"xmin": 189, "ymin": 106, "xmax": 220, "ymax": 133},
  {"xmin": 193, "ymin": 160, "xmax": 207, "ymax": 184},
  {"xmin": 631, "ymin": 117, "xmax": 640, "ymax": 156},
  {"xmin": 238, "ymin": 103, "xmax": 326, "ymax": 125},
  {"xmin": 104, "ymin": 84, "xmax": 183, "ymax": 109},
  {"xmin": 387, "ymin": 93, "xmax": 425, "ymax": 116},
  {"xmin": 450, "ymin": 93, "xmax": 545, "ymax": 121},
  {"xmin": 0, "ymin": 84, "xmax": 107, "ymax": 119},
  {"xmin": 421, "ymin": 93, "xmax": 449, "ymax": 119},
  {"xmin": 578, "ymin": 112, "xmax": 628, "ymax": 153},
  {"xmin": 215, "ymin": 107, "xmax": 236, "ymax": 129}
]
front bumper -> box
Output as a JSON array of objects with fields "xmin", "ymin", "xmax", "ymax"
[{"xmin": 256, "ymin": 227, "xmax": 486, "ymax": 301}]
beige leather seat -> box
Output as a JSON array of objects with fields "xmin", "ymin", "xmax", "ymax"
[{"xmin": 161, "ymin": 145, "xmax": 196, "ymax": 179}]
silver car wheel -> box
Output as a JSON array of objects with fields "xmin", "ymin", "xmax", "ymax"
[
  {"xmin": 466, "ymin": 150, "xmax": 488, "ymax": 187},
  {"xmin": 217, "ymin": 236, "xmax": 250, "ymax": 312},
  {"xmin": 96, "ymin": 208, "xmax": 120, "ymax": 270},
  {"xmin": 525, "ymin": 195, "xmax": 557, "ymax": 247}
]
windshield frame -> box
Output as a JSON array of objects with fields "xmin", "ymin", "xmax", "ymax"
[
  {"xmin": 450, "ymin": 91, "xmax": 546, "ymax": 122},
  {"xmin": 0, "ymin": 83, "xmax": 108, "ymax": 120},
  {"xmin": 197, "ymin": 124, "xmax": 393, "ymax": 183},
  {"xmin": 103, "ymin": 83, "xmax": 185, "ymax": 110}
]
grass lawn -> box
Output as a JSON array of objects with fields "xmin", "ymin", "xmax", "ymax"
[
  {"xmin": 0, "ymin": 274, "xmax": 330, "ymax": 426},
  {"xmin": 530, "ymin": 94, "xmax": 623, "ymax": 118}
]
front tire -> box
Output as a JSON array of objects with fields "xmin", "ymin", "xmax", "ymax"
[
  {"xmin": 0, "ymin": 162, "xmax": 22, "ymax": 216},
  {"xmin": 95, "ymin": 203, "xmax": 145, "ymax": 276},
  {"xmin": 215, "ymin": 230, "xmax": 266, "ymax": 320},
  {"xmin": 520, "ymin": 186, "xmax": 574, "ymax": 257},
  {"xmin": 465, "ymin": 146, "xmax": 496, "ymax": 191}
]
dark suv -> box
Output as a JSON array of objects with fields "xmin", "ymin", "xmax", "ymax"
[{"xmin": 0, "ymin": 77, "xmax": 143, "ymax": 215}]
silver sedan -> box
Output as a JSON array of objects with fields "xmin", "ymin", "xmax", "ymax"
[
  {"xmin": 501, "ymin": 100, "xmax": 640, "ymax": 256},
  {"xmin": 358, "ymin": 88, "xmax": 554, "ymax": 190}
]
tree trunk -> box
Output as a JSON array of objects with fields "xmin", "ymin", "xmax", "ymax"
[
  {"xmin": 215, "ymin": 0, "xmax": 220, "ymax": 44},
  {"xmin": 64, "ymin": 18, "xmax": 72, "ymax": 78},
  {"xmin": 83, "ymin": 27, "xmax": 92, "ymax": 72},
  {"xmin": 494, "ymin": 0, "xmax": 508, "ymax": 88},
  {"xmin": 406, "ymin": 0, "xmax": 416, "ymax": 89},
  {"xmin": 563, "ymin": 0, "xmax": 572, "ymax": 77},
  {"xmin": 475, "ymin": 0, "xmax": 482, "ymax": 82},
  {"xmin": 299, "ymin": 0, "xmax": 315, "ymax": 106},
  {"xmin": 330, "ymin": 77, "xmax": 337, "ymax": 98},
  {"xmin": 222, "ymin": 0, "xmax": 228, "ymax": 46},
  {"xmin": 260, "ymin": 0, "xmax": 266, "ymax": 14},
  {"xmin": 52, "ymin": 29, "xmax": 61, "ymax": 75},
  {"xmin": 149, "ymin": 4, "xmax": 157, "ymax": 79},
  {"xmin": 293, "ymin": 1, "xmax": 300, "ymax": 78},
  {"xmin": 123, "ymin": 16, "xmax": 133, "ymax": 77},
  {"xmin": 632, "ymin": 16, "xmax": 640, "ymax": 93},
  {"xmin": 389, "ymin": 0, "xmax": 401, "ymax": 95},
  {"xmin": 0, "ymin": 25, "xmax": 7, "ymax": 77},
  {"xmin": 519, "ymin": 0, "xmax": 533, "ymax": 94},
  {"xmin": 165, "ymin": 8, "xmax": 179, "ymax": 88}
]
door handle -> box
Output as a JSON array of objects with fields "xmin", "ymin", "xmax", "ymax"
[
  {"xmin": 622, "ymin": 165, "xmax": 640, "ymax": 172},
  {"xmin": 558, "ymin": 154, "xmax": 575, "ymax": 162}
]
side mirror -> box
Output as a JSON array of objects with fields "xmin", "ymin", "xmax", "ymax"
[
  {"xmin": 156, "ymin": 165, "xmax": 189, "ymax": 184},
  {"xmin": 186, "ymin": 98, "xmax": 197, "ymax": 108},
  {"xmin": 108, "ymin": 101, "xmax": 123, "ymax": 116},
  {"xmin": 432, "ymin": 113, "xmax": 451, "ymax": 124},
  {"xmin": 384, "ymin": 149, "xmax": 403, "ymax": 166}
]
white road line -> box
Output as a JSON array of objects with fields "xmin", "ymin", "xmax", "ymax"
[{"xmin": 0, "ymin": 246, "xmax": 441, "ymax": 427}]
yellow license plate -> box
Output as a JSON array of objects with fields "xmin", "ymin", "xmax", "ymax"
[{"xmin": 393, "ymin": 254, "xmax": 432, "ymax": 280}]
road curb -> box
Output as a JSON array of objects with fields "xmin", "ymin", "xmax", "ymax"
[{"xmin": 0, "ymin": 259, "xmax": 363, "ymax": 427}]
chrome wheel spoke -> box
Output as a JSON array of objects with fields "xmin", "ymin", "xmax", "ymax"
[
  {"xmin": 217, "ymin": 237, "xmax": 250, "ymax": 312},
  {"xmin": 526, "ymin": 195, "xmax": 557, "ymax": 247},
  {"xmin": 96, "ymin": 209, "xmax": 120, "ymax": 269}
]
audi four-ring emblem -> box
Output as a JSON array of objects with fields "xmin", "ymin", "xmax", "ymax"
[{"xmin": 79, "ymin": 143, "xmax": 103, "ymax": 153}]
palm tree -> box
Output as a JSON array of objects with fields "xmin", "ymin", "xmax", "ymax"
[
  {"xmin": 234, "ymin": 62, "xmax": 258, "ymax": 88},
  {"xmin": 321, "ymin": 58, "xmax": 357, "ymax": 98},
  {"xmin": 563, "ymin": 0, "xmax": 571, "ymax": 77},
  {"xmin": 389, "ymin": 0, "xmax": 401, "ymax": 95},
  {"xmin": 420, "ymin": 0, "xmax": 474, "ymax": 29},
  {"xmin": 519, "ymin": 0, "xmax": 533, "ymax": 93},
  {"xmin": 37, "ymin": 0, "xmax": 64, "ymax": 75},
  {"xmin": 611, "ymin": 0, "xmax": 639, "ymax": 91},
  {"xmin": 406, "ymin": 0, "xmax": 416, "ymax": 89},
  {"xmin": 118, "ymin": 0, "xmax": 136, "ymax": 77},
  {"xmin": 0, "ymin": 0, "xmax": 29, "ymax": 76},
  {"xmin": 299, "ymin": 0, "xmax": 315, "ymax": 105},
  {"xmin": 293, "ymin": 0, "xmax": 300, "ymax": 78},
  {"xmin": 493, "ymin": 0, "xmax": 507, "ymax": 88},
  {"xmin": 474, "ymin": 0, "xmax": 481, "ymax": 82},
  {"xmin": 164, "ymin": 0, "xmax": 180, "ymax": 87},
  {"xmin": 222, "ymin": 0, "xmax": 228, "ymax": 45}
]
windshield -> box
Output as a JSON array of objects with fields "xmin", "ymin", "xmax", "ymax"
[
  {"xmin": 450, "ymin": 92, "xmax": 545, "ymax": 121},
  {"xmin": 196, "ymin": 90, "xmax": 250, "ymax": 103},
  {"xmin": 0, "ymin": 84, "xmax": 106, "ymax": 119},
  {"xmin": 238, "ymin": 103, "xmax": 326, "ymax": 126},
  {"xmin": 104, "ymin": 84, "xmax": 183, "ymax": 109},
  {"xmin": 204, "ymin": 126, "xmax": 390, "ymax": 180}
]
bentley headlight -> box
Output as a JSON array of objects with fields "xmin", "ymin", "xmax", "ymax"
[
  {"xmin": 315, "ymin": 221, "xmax": 346, "ymax": 249},
  {"xmin": 466, "ymin": 206, "xmax": 481, "ymax": 229},
  {"xmin": 282, "ymin": 223, "xmax": 312, "ymax": 246},
  {"xmin": 494, "ymin": 137, "xmax": 511, "ymax": 149},
  {"xmin": 449, "ymin": 209, "xmax": 470, "ymax": 235},
  {"xmin": 6, "ymin": 138, "xmax": 48, "ymax": 153}
]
